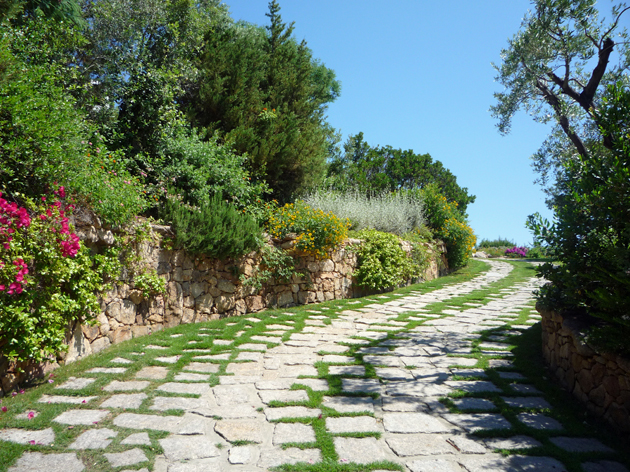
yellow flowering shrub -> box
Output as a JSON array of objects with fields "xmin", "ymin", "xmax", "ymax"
[
  {"xmin": 420, "ymin": 184, "xmax": 476, "ymax": 269},
  {"xmin": 266, "ymin": 201, "xmax": 350, "ymax": 259}
]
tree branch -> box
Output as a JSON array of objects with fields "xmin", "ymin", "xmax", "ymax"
[{"xmin": 536, "ymin": 78, "xmax": 589, "ymax": 159}]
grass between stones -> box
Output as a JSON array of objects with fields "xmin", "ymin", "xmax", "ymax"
[{"xmin": 6, "ymin": 258, "xmax": 627, "ymax": 471}]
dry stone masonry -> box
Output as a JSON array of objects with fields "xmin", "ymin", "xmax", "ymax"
[{"xmin": 540, "ymin": 307, "xmax": 630, "ymax": 433}]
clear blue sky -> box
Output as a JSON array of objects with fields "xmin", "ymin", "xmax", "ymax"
[{"xmin": 223, "ymin": 0, "xmax": 625, "ymax": 246}]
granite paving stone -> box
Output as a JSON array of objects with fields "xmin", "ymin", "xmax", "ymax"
[
  {"xmin": 322, "ymin": 396, "xmax": 374, "ymax": 413},
  {"xmin": 135, "ymin": 366, "xmax": 169, "ymax": 379},
  {"xmin": 0, "ymin": 428, "xmax": 55, "ymax": 445},
  {"xmin": 103, "ymin": 380, "xmax": 150, "ymax": 391},
  {"xmin": 341, "ymin": 378, "xmax": 381, "ymax": 393},
  {"xmin": 257, "ymin": 447, "xmax": 321, "ymax": 468},
  {"xmin": 104, "ymin": 448, "xmax": 148, "ymax": 467},
  {"xmin": 121, "ymin": 432, "xmax": 151, "ymax": 445},
  {"xmin": 53, "ymin": 409, "xmax": 109, "ymax": 425},
  {"xmin": 406, "ymin": 458, "xmax": 464, "ymax": 472},
  {"xmin": 258, "ymin": 389, "xmax": 309, "ymax": 404},
  {"xmin": 156, "ymin": 382, "xmax": 210, "ymax": 395},
  {"xmin": 516, "ymin": 412, "xmax": 563, "ymax": 430},
  {"xmin": 55, "ymin": 377, "xmax": 96, "ymax": 390},
  {"xmin": 149, "ymin": 396, "xmax": 206, "ymax": 411},
  {"xmin": 100, "ymin": 393, "xmax": 147, "ymax": 409},
  {"xmin": 484, "ymin": 435, "xmax": 543, "ymax": 450},
  {"xmin": 452, "ymin": 398, "xmax": 497, "ymax": 411},
  {"xmin": 326, "ymin": 416, "xmax": 380, "ymax": 433},
  {"xmin": 273, "ymin": 422, "xmax": 316, "ymax": 444},
  {"xmin": 329, "ymin": 365, "xmax": 365, "ymax": 376},
  {"xmin": 383, "ymin": 412, "xmax": 455, "ymax": 433},
  {"xmin": 215, "ymin": 419, "xmax": 268, "ymax": 443},
  {"xmin": 445, "ymin": 380, "xmax": 502, "ymax": 393},
  {"xmin": 442, "ymin": 413, "xmax": 512, "ymax": 432},
  {"xmin": 38, "ymin": 395, "xmax": 97, "ymax": 404},
  {"xmin": 7, "ymin": 453, "xmax": 85, "ymax": 472},
  {"xmin": 159, "ymin": 435, "xmax": 221, "ymax": 460},
  {"xmin": 385, "ymin": 433, "xmax": 456, "ymax": 456},
  {"xmin": 501, "ymin": 396, "xmax": 552, "ymax": 409},
  {"xmin": 333, "ymin": 437, "xmax": 392, "ymax": 464},
  {"xmin": 86, "ymin": 367, "xmax": 127, "ymax": 374},
  {"xmin": 68, "ymin": 428, "xmax": 117, "ymax": 449},
  {"xmin": 228, "ymin": 446, "xmax": 254, "ymax": 464},
  {"xmin": 174, "ymin": 372, "xmax": 210, "ymax": 381},
  {"xmin": 264, "ymin": 406, "xmax": 321, "ymax": 421}
]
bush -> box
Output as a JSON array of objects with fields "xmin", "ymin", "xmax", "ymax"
[
  {"xmin": 477, "ymin": 237, "xmax": 515, "ymax": 248},
  {"xmin": 531, "ymin": 82, "xmax": 630, "ymax": 354},
  {"xmin": 266, "ymin": 201, "xmax": 349, "ymax": 259},
  {"xmin": 145, "ymin": 130, "xmax": 270, "ymax": 210},
  {"xmin": 303, "ymin": 189, "xmax": 425, "ymax": 235},
  {"xmin": 352, "ymin": 229, "xmax": 415, "ymax": 291},
  {"xmin": 505, "ymin": 246, "xmax": 527, "ymax": 258},
  {"xmin": 0, "ymin": 27, "xmax": 148, "ymax": 226},
  {"xmin": 0, "ymin": 191, "xmax": 107, "ymax": 363},
  {"xmin": 421, "ymin": 183, "xmax": 476, "ymax": 269},
  {"xmin": 163, "ymin": 193, "xmax": 262, "ymax": 259}
]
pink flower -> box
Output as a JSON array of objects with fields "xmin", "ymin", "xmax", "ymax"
[
  {"xmin": 48, "ymin": 379, "xmax": 54, "ymax": 384},
  {"xmin": 41, "ymin": 196, "xmax": 46, "ymax": 202},
  {"xmin": 1, "ymin": 406, "xmax": 7, "ymax": 412},
  {"xmin": 28, "ymin": 440, "xmax": 35, "ymax": 445},
  {"xmin": 19, "ymin": 389, "xmax": 24, "ymax": 394},
  {"xmin": 27, "ymin": 411, "xmax": 34, "ymax": 419}
]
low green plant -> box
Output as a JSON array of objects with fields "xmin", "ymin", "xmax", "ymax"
[
  {"xmin": 133, "ymin": 271, "xmax": 167, "ymax": 300},
  {"xmin": 240, "ymin": 245, "xmax": 303, "ymax": 290},
  {"xmin": 352, "ymin": 229, "xmax": 415, "ymax": 291},
  {"xmin": 163, "ymin": 193, "xmax": 262, "ymax": 259},
  {"xmin": 266, "ymin": 201, "xmax": 350, "ymax": 259}
]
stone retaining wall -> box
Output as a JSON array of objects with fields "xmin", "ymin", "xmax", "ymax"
[
  {"xmin": 1, "ymin": 219, "xmax": 448, "ymax": 395},
  {"xmin": 539, "ymin": 306, "xmax": 630, "ymax": 432}
]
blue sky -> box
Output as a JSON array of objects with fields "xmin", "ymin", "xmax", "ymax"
[{"xmin": 223, "ymin": 0, "xmax": 624, "ymax": 246}]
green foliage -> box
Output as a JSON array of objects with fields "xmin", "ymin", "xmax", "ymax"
[
  {"xmin": 156, "ymin": 130, "xmax": 269, "ymax": 208},
  {"xmin": 477, "ymin": 237, "xmax": 515, "ymax": 248},
  {"xmin": 0, "ymin": 20, "xmax": 149, "ymax": 225},
  {"xmin": 265, "ymin": 201, "xmax": 349, "ymax": 259},
  {"xmin": 421, "ymin": 183, "xmax": 476, "ymax": 270},
  {"xmin": 188, "ymin": 0, "xmax": 340, "ymax": 201},
  {"xmin": 0, "ymin": 195, "xmax": 107, "ymax": 363},
  {"xmin": 303, "ymin": 188, "xmax": 425, "ymax": 235},
  {"xmin": 163, "ymin": 193, "xmax": 262, "ymax": 259},
  {"xmin": 133, "ymin": 271, "xmax": 167, "ymax": 300},
  {"xmin": 352, "ymin": 229, "xmax": 415, "ymax": 291},
  {"xmin": 326, "ymin": 132, "xmax": 475, "ymax": 213},
  {"xmin": 240, "ymin": 244, "xmax": 302, "ymax": 291},
  {"xmin": 533, "ymin": 82, "xmax": 630, "ymax": 353}
]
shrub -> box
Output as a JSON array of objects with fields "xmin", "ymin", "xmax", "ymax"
[
  {"xmin": 505, "ymin": 246, "xmax": 527, "ymax": 258},
  {"xmin": 530, "ymin": 82, "xmax": 630, "ymax": 354},
  {"xmin": 352, "ymin": 229, "xmax": 415, "ymax": 291},
  {"xmin": 266, "ymin": 201, "xmax": 349, "ymax": 259},
  {"xmin": 0, "ymin": 191, "xmax": 107, "ymax": 363},
  {"xmin": 0, "ymin": 28, "xmax": 148, "ymax": 226},
  {"xmin": 421, "ymin": 183, "xmax": 476, "ymax": 269},
  {"xmin": 163, "ymin": 193, "xmax": 262, "ymax": 259},
  {"xmin": 477, "ymin": 237, "xmax": 515, "ymax": 248},
  {"xmin": 303, "ymin": 189, "xmax": 425, "ymax": 235}
]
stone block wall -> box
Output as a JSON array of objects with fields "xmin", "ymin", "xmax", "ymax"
[
  {"xmin": 539, "ymin": 306, "xmax": 630, "ymax": 432},
  {"xmin": 1, "ymin": 220, "xmax": 448, "ymax": 395}
]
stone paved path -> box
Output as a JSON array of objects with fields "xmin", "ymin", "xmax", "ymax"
[{"xmin": 1, "ymin": 260, "xmax": 628, "ymax": 471}]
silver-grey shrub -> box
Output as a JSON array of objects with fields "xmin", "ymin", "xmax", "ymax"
[{"xmin": 303, "ymin": 189, "xmax": 425, "ymax": 235}]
